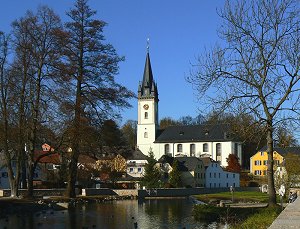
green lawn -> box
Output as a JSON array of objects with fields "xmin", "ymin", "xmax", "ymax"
[{"xmin": 194, "ymin": 191, "xmax": 269, "ymax": 203}]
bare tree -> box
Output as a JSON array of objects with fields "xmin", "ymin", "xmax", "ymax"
[
  {"xmin": 12, "ymin": 6, "xmax": 63, "ymax": 197},
  {"xmin": 0, "ymin": 32, "xmax": 22, "ymax": 197},
  {"xmin": 62, "ymin": 0, "xmax": 134, "ymax": 197},
  {"xmin": 188, "ymin": 0, "xmax": 300, "ymax": 205}
]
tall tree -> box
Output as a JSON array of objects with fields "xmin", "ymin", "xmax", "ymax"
[
  {"xmin": 160, "ymin": 117, "xmax": 178, "ymax": 129},
  {"xmin": 0, "ymin": 32, "xmax": 22, "ymax": 197},
  {"xmin": 121, "ymin": 120, "xmax": 137, "ymax": 149},
  {"xmin": 188, "ymin": 0, "xmax": 300, "ymax": 205},
  {"xmin": 12, "ymin": 6, "xmax": 63, "ymax": 198},
  {"xmin": 169, "ymin": 160, "xmax": 182, "ymax": 188},
  {"xmin": 101, "ymin": 119, "xmax": 124, "ymax": 147},
  {"xmin": 62, "ymin": 0, "xmax": 133, "ymax": 197},
  {"xmin": 141, "ymin": 149, "xmax": 161, "ymax": 188},
  {"xmin": 284, "ymin": 153, "xmax": 300, "ymax": 188},
  {"xmin": 275, "ymin": 126, "xmax": 298, "ymax": 147}
]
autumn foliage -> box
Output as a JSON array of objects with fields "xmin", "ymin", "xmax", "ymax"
[{"xmin": 226, "ymin": 154, "xmax": 241, "ymax": 173}]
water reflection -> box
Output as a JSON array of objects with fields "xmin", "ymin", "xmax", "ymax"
[{"xmin": 0, "ymin": 198, "xmax": 223, "ymax": 229}]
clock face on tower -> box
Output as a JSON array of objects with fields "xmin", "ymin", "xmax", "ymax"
[{"xmin": 143, "ymin": 104, "xmax": 149, "ymax": 110}]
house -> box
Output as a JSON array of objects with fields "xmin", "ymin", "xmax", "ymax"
[
  {"xmin": 156, "ymin": 155, "xmax": 205, "ymax": 188},
  {"xmin": 126, "ymin": 150, "xmax": 149, "ymax": 178},
  {"xmin": 250, "ymin": 146, "xmax": 300, "ymax": 176},
  {"xmin": 202, "ymin": 157, "xmax": 240, "ymax": 188},
  {"xmin": 0, "ymin": 143, "xmax": 60, "ymax": 189},
  {"xmin": 136, "ymin": 51, "xmax": 243, "ymax": 167}
]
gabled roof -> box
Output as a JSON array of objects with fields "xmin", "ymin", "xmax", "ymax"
[
  {"xmin": 199, "ymin": 157, "xmax": 214, "ymax": 167},
  {"xmin": 258, "ymin": 146, "xmax": 300, "ymax": 156},
  {"xmin": 34, "ymin": 151, "xmax": 60, "ymax": 164},
  {"xmin": 155, "ymin": 123, "xmax": 239, "ymax": 143},
  {"xmin": 175, "ymin": 157, "xmax": 203, "ymax": 171},
  {"xmin": 158, "ymin": 155, "xmax": 203, "ymax": 172},
  {"xmin": 78, "ymin": 154, "xmax": 97, "ymax": 164},
  {"xmin": 127, "ymin": 149, "xmax": 149, "ymax": 161}
]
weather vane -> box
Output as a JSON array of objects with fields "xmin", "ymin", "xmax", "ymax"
[{"xmin": 147, "ymin": 38, "xmax": 150, "ymax": 53}]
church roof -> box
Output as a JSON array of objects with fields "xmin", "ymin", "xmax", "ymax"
[
  {"xmin": 138, "ymin": 52, "xmax": 158, "ymax": 100},
  {"xmin": 154, "ymin": 123, "xmax": 239, "ymax": 143}
]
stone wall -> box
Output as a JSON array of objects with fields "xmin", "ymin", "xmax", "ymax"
[{"xmin": 0, "ymin": 189, "xmax": 66, "ymax": 197}]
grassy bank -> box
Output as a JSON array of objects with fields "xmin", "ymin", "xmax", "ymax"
[
  {"xmin": 192, "ymin": 191, "xmax": 282, "ymax": 228},
  {"xmin": 193, "ymin": 191, "xmax": 269, "ymax": 203}
]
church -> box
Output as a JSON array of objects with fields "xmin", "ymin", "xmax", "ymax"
[{"xmin": 136, "ymin": 50, "xmax": 242, "ymax": 167}]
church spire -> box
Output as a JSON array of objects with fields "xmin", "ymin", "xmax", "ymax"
[{"xmin": 138, "ymin": 42, "xmax": 158, "ymax": 101}]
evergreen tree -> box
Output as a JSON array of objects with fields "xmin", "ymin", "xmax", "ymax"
[
  {"xmin": 141, "ymin": 149, "xmax": 161, "ymax": 188},
  {"xmin": 169, "ymin": 160, "xmax": 182, "ymax": 188}
]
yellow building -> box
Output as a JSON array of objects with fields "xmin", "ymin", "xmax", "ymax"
[{"xmin": 250, "ymin": 147, "xmax": 289, "ymax": 176}]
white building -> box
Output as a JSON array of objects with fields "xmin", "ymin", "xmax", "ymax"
[
  {"xmin": 202, "ymin": 157, "xmax": 240, "ymax": 188},
  {"xmin": 126, "ymin": 150, "xmax": 149, "ymax": 178},
  {"xmin": 136, "ymin": 51, "xmax": 243, "ymax": 167}
]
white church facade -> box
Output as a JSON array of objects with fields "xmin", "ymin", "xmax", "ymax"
[{"xmin": 136, "ymin": 51, "xmax": 242, "ymax": 167}]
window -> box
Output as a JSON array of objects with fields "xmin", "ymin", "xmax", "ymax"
[
  {"xmin": 254, "ymin": 160, "xmax": 261, "ymax": 165},
  {"xmin": 254, "ymin": 170, "xmax": 261, "ymax": 175},
  {"xmin": 214, "ymin": 173, "xmax": 216, "ymax": 178},
  {"xmin": 137, "ymin": 168, "xmax": 142, "ymax": 173},
  {"xmin": 129, "ymin": 168, "xmax": 134, "ymax": 173},
  {"xmin": 226, "ymin": 174, "xmax": 229, "ymax": 178},
  {"xmin": 33, "ymin": 173, "xmax": 39, "ymax": 178},
  {"xmin": 144, "ymin": 112, "xmax": 148, "ymax": 119},
  {"xmin": 263, "ymin": 170, "xmax": 267, "ymax": 176},
  {"xmin": 144, "ymin": 132, "xmax": 148, "ymax": 138},
  {"xmin": 210, "ymin": 173, "xmax": 211, "ymax": 178},
  {"xmin": 275, "ymin": 160, "xmax": 280, "ymax": 166},
  {"xmin": 219, "ymin": 173, "xmax": 220, "ymax": 178},
  {"xmin": 233, "ymin": 174, "xmax": 235, "ymax": 178},
  {"xmin": 190, "ymin": 144, "xmax": 195, "ymax": 156},
  {"xmin": 177, "ymin": 144, "xmax": 182, "ymax": 152},
  {"xmin": 164, "ymin": 144, "xmax": 170, "ymax": 154},
  {"xmin": 263, "ymin": 160, "xmax": 268, "ymax": 165},
  {"xmin": 227, "ymin": 183, "xmax": 229, "ymax": 187},
  {"xmin": 1, "ymin": 172, "xmax": 8, "ymax": 178},
  {"xmin": 203, "ymin": 143, "xmax": 208, "ymax": 152},
  {"xmin": 260, "ymin": 151, "xmax": 264, "ymax": 156},
  {"xmin": 216, "ymin": 143, "xmax": 221, "ymax": 156}
]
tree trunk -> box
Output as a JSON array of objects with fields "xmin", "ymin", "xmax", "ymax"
[
  {"xmin": 66, "ymin": 156, "xmax": 78, "ymax": 198},
  {"xmin": 26, "ymin": 162, "xmax": 34, "ymax": 198},
  {"xmin": 267, "ymin": 121, "xmax": 277, "ymax": 206}
]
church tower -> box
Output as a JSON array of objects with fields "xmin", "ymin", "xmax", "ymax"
[{"xmin": 136, "ymin": 49, "xmax": 159, "ymax": 155}]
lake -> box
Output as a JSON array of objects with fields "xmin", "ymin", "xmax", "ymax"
[{"xmin": 0, "ymin": 198, "xmax": 224, "ymax": 229}]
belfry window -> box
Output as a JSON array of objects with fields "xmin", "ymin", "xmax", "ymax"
[
  {"xmin": 144, "ymin": 132, "xmax": 148, "ymax": 138},
  {"xmin": 144, "ymin": 112, "xmax": 148, "ymax": 119}
]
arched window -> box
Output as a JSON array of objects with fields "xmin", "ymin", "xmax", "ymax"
[
  {"xmin": 164, "ymin": 144, "xmax": 170, "ymax": 154},
  {"xmin": 203, "ymin": 143, "xmax": 208, "ymax": 152},
  {"xmin": 216, "ymin": 143, "xmax": 221, "ymax": 156},
  {"xmin": 144, "ymin": 132, "xmax": 148, "ymax": 138},
  {"xmin": 144, "ymin": 112, "xmax": 148, "ymax": 119},
  {"xmin": 190, "ymin": 144, "xmax": 195, "ymax": 156},
  {"xmin": 177, "ymin": 144, "xmax": 182, "ymax": 153}
]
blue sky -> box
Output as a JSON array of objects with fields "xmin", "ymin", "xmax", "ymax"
[{"xmin": 0, "ymin": 0, "xmax": 224, "ymax": 125}]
